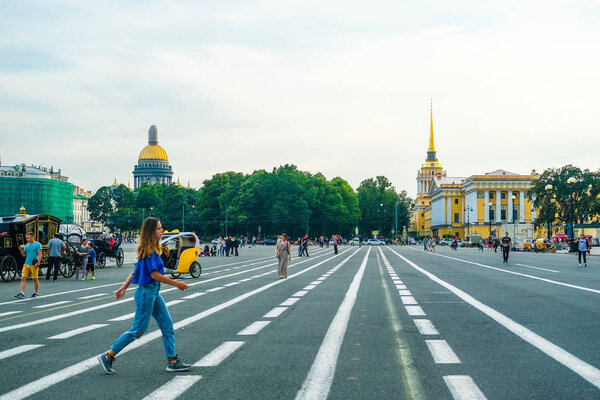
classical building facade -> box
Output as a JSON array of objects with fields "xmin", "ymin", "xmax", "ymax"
[
  {"xmin": 132, "ymin": 125, "xmax": 174, "ymax": 188},
  {"xmin": 411, "ymin": 105, "xmax": 537, "ymax": 242}
]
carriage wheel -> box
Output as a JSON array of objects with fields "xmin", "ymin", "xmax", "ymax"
[
  {"xmin": 189, "ymin": 262, "xmax": 201, "ymax": 278},
  {"xmin": 60, "ymin": 260, "xmax": 75, "ymax": 278},
  {"xmin": 0, "ymin": 256, "xmax": 18, "ymax": 282},
  {"xmin": 116, "ymin": 248, "xmax": 124, "ymax": 267},
  {"xmin": 171, "ymin": 272, "xmax": 181, "ymax": 278},
  {"xmin": 98, "ymin": 252, "xmax": 106, "ymax": 269}
]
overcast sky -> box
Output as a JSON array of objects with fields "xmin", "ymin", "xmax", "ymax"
[{"xmin": 1, "ymin": 0, "xmax": 599, "ymax": 198}]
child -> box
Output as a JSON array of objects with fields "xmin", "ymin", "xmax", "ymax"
[
  {"xmin": 84, "ymin": 243, "xmax": 96, "ymax": 280},
  {"xmin": 98, "ymin": 217, "xmax": 190, "ymax": 374}
]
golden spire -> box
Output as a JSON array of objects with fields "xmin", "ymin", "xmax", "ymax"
[
  {"xmin": 127, "ymin": 181, "xmax": 132, "ymax": 190},
  {"xmin": 17, "ymin": 205, "xmax": 27, "ymax": 216},
  {"xmin": 428, "ymin": 100, "xmax": 435, "ymax": 153},
  {"xmin": 112, "ymin": 178, "xmax": 118, "ymax": 186},
  {"xmin": 186, "ymin": 181, "xmax": 192, "ymax": 189}
]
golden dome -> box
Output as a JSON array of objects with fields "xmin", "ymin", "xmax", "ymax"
[{"xmin": 139, "ymin": 144, "xmax": 168, "ymax": 161}]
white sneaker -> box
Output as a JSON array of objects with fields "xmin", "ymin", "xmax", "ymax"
[{"xmin": 579, "ymin": 264, "xmax": 582, "ymax": 267}]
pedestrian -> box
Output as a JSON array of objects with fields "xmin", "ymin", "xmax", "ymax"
[
  {"xmin": 500, "ymin": 232, "xmax": 512, "ymax": 263},
  {"xmin": 333, "ymin": 235, "xmax": 339, "ymax": 254},
  {"xmin": 276, "ymin": 233, "xmax": 291, "ymax": 279},
  {"xmin": 424, "ymin": 237, "xmax": 428, "ymax": 251},
  {"xmin": 493, "ymin": 238, "xmax": 499, "ymax": 253},
  {"xmin": 14, "ymin": 232, "xmax": 42, "ymax": 299},
  {"xmin": 75, "ymin": 239, "xmax": 89, "ymax": 280},
  {"xmin": 233, "ymin": 236, "xmax": 239, "ymax": 256},
  {"xmin": 225, "ymin": 236, "xmax": 232, "ymax": 256},
  {"xmin": 301, "ymin": 234, "xmax": 309, "ymax": 257},
  {"xmin": 577, "ymin": 233, "xmax": 588, "ymax": 267},
  {"xmin": 218, "ymin": 237, "xmax": 224, "ymax": 256},
  {"xmin": 430, "ymin": 238, "xmax": 436, "ymax": 252},
  {"xmin": 97, "ymin": 217, "xmax": 191, "ymax": 375},
  {"xmin": 46, "ymin": 232, "xmax": 66, "ymax": 281},
  {"xmin": 84, "ymin": 243, "xmax": 96, "ymax": 280}
]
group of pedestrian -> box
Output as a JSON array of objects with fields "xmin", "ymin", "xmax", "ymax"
[
  {"xmin": 297, "ymin": 234, "xmax": 310, "ymax": 257},
  {"xmin": 75, "ymin": 239, "xmax": 97, "ymax": 280},
  {"xmin": 423, "ymin": 236, "xmax": 436, "ymax": 252},
  {"xmin": 216, "ymin": 236, "xmax": 240, "ymax": 256}
]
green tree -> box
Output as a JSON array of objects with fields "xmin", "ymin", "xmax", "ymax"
[
  {"xmin": 112, "ymin": 184, "xmax": 135, "ymax": 209},
  {"xmin": 88, "ymin": 186, "xmax": 113, "ymax": 224}
]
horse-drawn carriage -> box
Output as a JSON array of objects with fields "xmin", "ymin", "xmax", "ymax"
[
  {"xmin": 0, "ymin": 209, "xmax": 61, "ymax": 282},
  {"xmin": 160, "ymin": 231, "xmax": 202, "ymax": 278},
  {"xmin": 91, "ymin": 238, "xmax": 124, "ymax": 268}
]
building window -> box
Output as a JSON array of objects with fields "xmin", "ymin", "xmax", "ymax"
[
  {"xmin": 421, "ymin": 225, "xmax": 424, "ymax": 229},
  {"xmin": 501, "ymin": 206, "xmax": 507, "ymax": 220},
  {"xmin": 421, "ymin": 201, "xmax": 424, "ymax": 205},
  {"xmin": 489, "ymin": 207, "xmax": 495, "ymax": 220},
  {"xmin": 501, "ymin": 192, "xmax": 506, "ymax": 199},
  {"xmin": 454, "ymin": 213, "xmax": 460, "ymax": 223},
  {"xmin": 454, "ymin": 198, "xmax": 459, "ymax": 204},
  {"xmin": 489, "ymin": 192, "xmax": 495, "ymax": 199},
  {"xmin": 421, "ymin": 213, "xmax": 424, "ymax": 217}
]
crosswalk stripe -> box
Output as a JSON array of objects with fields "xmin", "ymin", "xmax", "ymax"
[
  {"xmin": 47, "ymin": 324, "xmax": 109, "ymax": 339},
  {"xmin": 237, "ymin": 321, "xmax": 271, "ymax": 335},
  {"xmin": 33, "ymin": 301, "xmax": 72, "ymax": 309},
  {"xmin": 0, "ymin": 345, "xmax": 44, "ymax": 361},
  {"xmin": 143, "ymin": 375, "xmax": 202, "ymax": 400},
  {"xmin": 413, "ymin": 319, "xmax": 439, "ymax": 335},
  {"xmin": 426, "ymin": 340, "xmax": 461, "ymax": 364},
  {"xmin": 182, "ymin": 293, "xmax": 205, "ymax": 299},
  {"xmin": 77, "ymin": 293, "xmax": 108, "ymax": 299},
  {"xmin": 443, "ymin": 375, "xmax": 487, "ymax": 400},
  {"xmin": 193, "ymin": 342, "xmax": 245, "ymax": 367},
  {"xmin": 280, "ymin": 297, "xmax": 300, "ymax": 306},
  {"xmin": 263, "ymin": 307, "xmax": 287, "ymax": 318},
  {"xmin": 0, "ymin": 311, "xmax": 22, "ymax": 317}
]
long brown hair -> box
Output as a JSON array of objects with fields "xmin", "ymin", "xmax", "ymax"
[{"xmin": 137, "ymin": 217, "xmax": 162, "ymax": 260}]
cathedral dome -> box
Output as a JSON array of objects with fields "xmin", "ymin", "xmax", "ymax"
[{"xmin": 138, "ymin": 144, "xmax": 169, "ymax": 161}]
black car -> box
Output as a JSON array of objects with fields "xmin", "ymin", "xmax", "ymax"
[{"xmin": 262, "ymin": 239, "xmax": 277, "ymax": 245}]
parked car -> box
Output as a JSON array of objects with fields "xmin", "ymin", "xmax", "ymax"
[
  {"xmin": 439, "ymin": 238, "xmax": 453, "ymax": 246},
  {"xmin": 407, "ymin": 237, "xmax": 416, "ymax": 245},
  {"xmin": 349, "ymin": 238, "xmax": 360, "ymax": 245},
  {"xmin": 366, "ymin": 239, "xmax": 383, "ymax": 246},
  {"xmin": 261, "ymin": 238, "xmax": 277, "ymax": 245}
]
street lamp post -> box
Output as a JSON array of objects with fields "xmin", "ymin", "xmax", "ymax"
[
  {"xmin": 464, "ymin": 205, "xmax": 473, "ymax": 239},
  {"xmin": 379, "ymin": 203, "xmax": 384, "ymax": 237},
  {"xmin": 511, "ymin": 194, "xmax": 517, "ymax": 245},
  {"xmin": 567, "ymin": 177, "xmax": 577, "ymax": 250},
  {"xmin": 544, "ymin": 184, "xmax": 553, "ymax": 239}
]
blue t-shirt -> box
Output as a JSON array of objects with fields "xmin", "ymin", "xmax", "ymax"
[
  {"xmin": 24, "ymin": 241, "xmax": 42, "ymax": 265},
  {"xmin": 88, "ymin": 249, "xmax": 96, "ymax": 263},
  {"xmin": 47, "ymin": 238, "xmax": 66, "ymax": 257},
  {"xmin": 131, "ymin": 252, "xmax": 164, "ymax": 287}
]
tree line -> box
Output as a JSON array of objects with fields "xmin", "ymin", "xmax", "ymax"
[
  {"xmin": 528, "ymin": 165, "xmax": 600, "ymax": 233},
  {"xmin": 88, "ymin": 164, "xmax": 412, "ymax": 239}
]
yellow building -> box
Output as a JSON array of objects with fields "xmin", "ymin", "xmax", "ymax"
[
  {"xmin": 413, "ymin": 105, "xmax": 446, "ymax": 237},
  {"xmin": 411, "ymin": 104, "xmax": 538, "ymax": 243}
]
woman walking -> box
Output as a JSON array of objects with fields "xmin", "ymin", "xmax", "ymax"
[
  {"xmin": 276, "ymin": 233, "xmax": 291, "ymax": 279},
  {"xmin": 98, "ymin": 217, "xmax": 191, "ymax": 374}
]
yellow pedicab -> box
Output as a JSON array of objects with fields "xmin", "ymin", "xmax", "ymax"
[
  {"xmin": 160, "ymin": 231, "xmax": 202, "ymax": 278},
  {"xmin": 534, "ymin": 238, "xmax": 556, "ymax": 253}
]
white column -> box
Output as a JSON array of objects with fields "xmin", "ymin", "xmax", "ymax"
[
  {"xmin": 519, "ymin": 191, "xmax": 525, "ymax": 222},
  {"xmin": 484, "ymin": 190, "xmax": 490, "ymax": 223},
  {"xmin": 508, "ymin": 191, "xmax": 513, "ymax": 222},
  {"xmin": 495, "ymin": 190, "xmax": 501, "ymax": 222},
  {"xmin": 446, "ymin": 196, "xmax": 452, "ymax": 225},
  {"xmin": 471, "ymin": 192, "xmax": 478, "ymax": 224},
  {"xmin": 531, "ymin": 195, "xmax": 537, "ymax": 220}
]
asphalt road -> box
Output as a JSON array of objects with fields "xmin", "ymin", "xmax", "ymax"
[{"xmin": 0, "ymin": 243, "xmax": 599, "ymax": 399}]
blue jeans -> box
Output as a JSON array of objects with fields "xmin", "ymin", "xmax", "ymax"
[{"xmin": 111, "ymin": 281, "xmax": 176, "ymax": 358}]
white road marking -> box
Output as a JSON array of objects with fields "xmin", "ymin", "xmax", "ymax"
[
  {"xmin": 182, "ymin": 293, "xmax": 205, "ymax": 299},
  {"xmin": 317, "ymin": 277, "xmax": 326, "ymax": 281},
  {"xmin": 33, "ymin": 301, "xmax": 72, "ymax": 309},
  {"xmin": 109, "ymin": 313, "xmax": 135, "ymax": 321},
  {"xmin": 77, "ymin": 293, "xmax": 108, "ymax": 299},
  {"xmin": 143, "ymin": 375, "xmax": 202, "ymax": 400},
  {"xmin": 401, "ymin": 296, "xmax": 418, "ymax": 305},
  {"xmin": 263, "ymin": 307, "xmax": 288, "ymax": 318},
  {"xmin": 224, "ymin": 282, "xmax": 241, "ymax": 287},
  {"xmin": 292, "ymin": 291, "xmax": 309, "ymax": 297},
  {"xmin": 237, "ymin": 321, "xmax": 271, "ymax": 335},
  {"xmin": 515, "ymin": 263, "xmax": 560, "ymax": 273},
  {"xmin": 280, "ymin": 297, "xmax": 301, "ymax": 306},
  {"xmin": 404, "ymin": 305, "xmax": 426, "ymax": 316},
  {"xmin": 0, "ymin": 345, "xmax": 44, "ymax": 361},
  {"xmin": 206, "ymin": 287, "xmax": 225, "ymax": 292},
  {"xmin": 47, "ymin": 324, "xmax": 108, "ymax": 339},
  {"xmin": 193, "ymin": 341, "xmax": 245, "ymax": 367},
  {"xmin": 398, "ymin": 290, "xmax": 412, "ymax": 296},
  {"xmin": 424, "ymin": 250, "xmax": 600, "ymax": 294},
  {"xmin": 413, "ymin": 319, "xmax": 439, "ymax": 335},
  {"xmin": 0, "ymin": 283, "xmax": 122, "ymax": 307},
  {"xmin": 165, "ymin": 300, "xmax": 185, "ymax": 307},
  {"xmin": 391, "ymin": 248, "xmax": 600, "ymax": 390},
  {"xmin": 443, "ymin": 375, "xmax": 487, "ymax": 400},
  {"xmin": 310, "ymin": 281, "xmax": 322, "ymax": 285},
  {"xmin": 0, "ymin": 249, "xmax": 358, "ymax": 400},
  {"xmin": 304, "ymin": 285, "xmax": 317, "ymax": 290},
  {"xmin": 0, "ymin": 311, "xmax": 22, "ymax": 317},
  {"xmin": 396, "ymin": 285, "xmax": 407, "ymax": 289},
  {"xmin": 426, "ymin": 340, "xmax": 461, "ymax": 364},
  {"xmin": 296, "ymin": 247, "xmax": 371, "ymax": 400}
]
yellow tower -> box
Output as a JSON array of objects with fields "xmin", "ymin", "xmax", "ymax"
[{"xmin": 413, "ymin": 102, "xmax": 446, "ymax": 236}]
